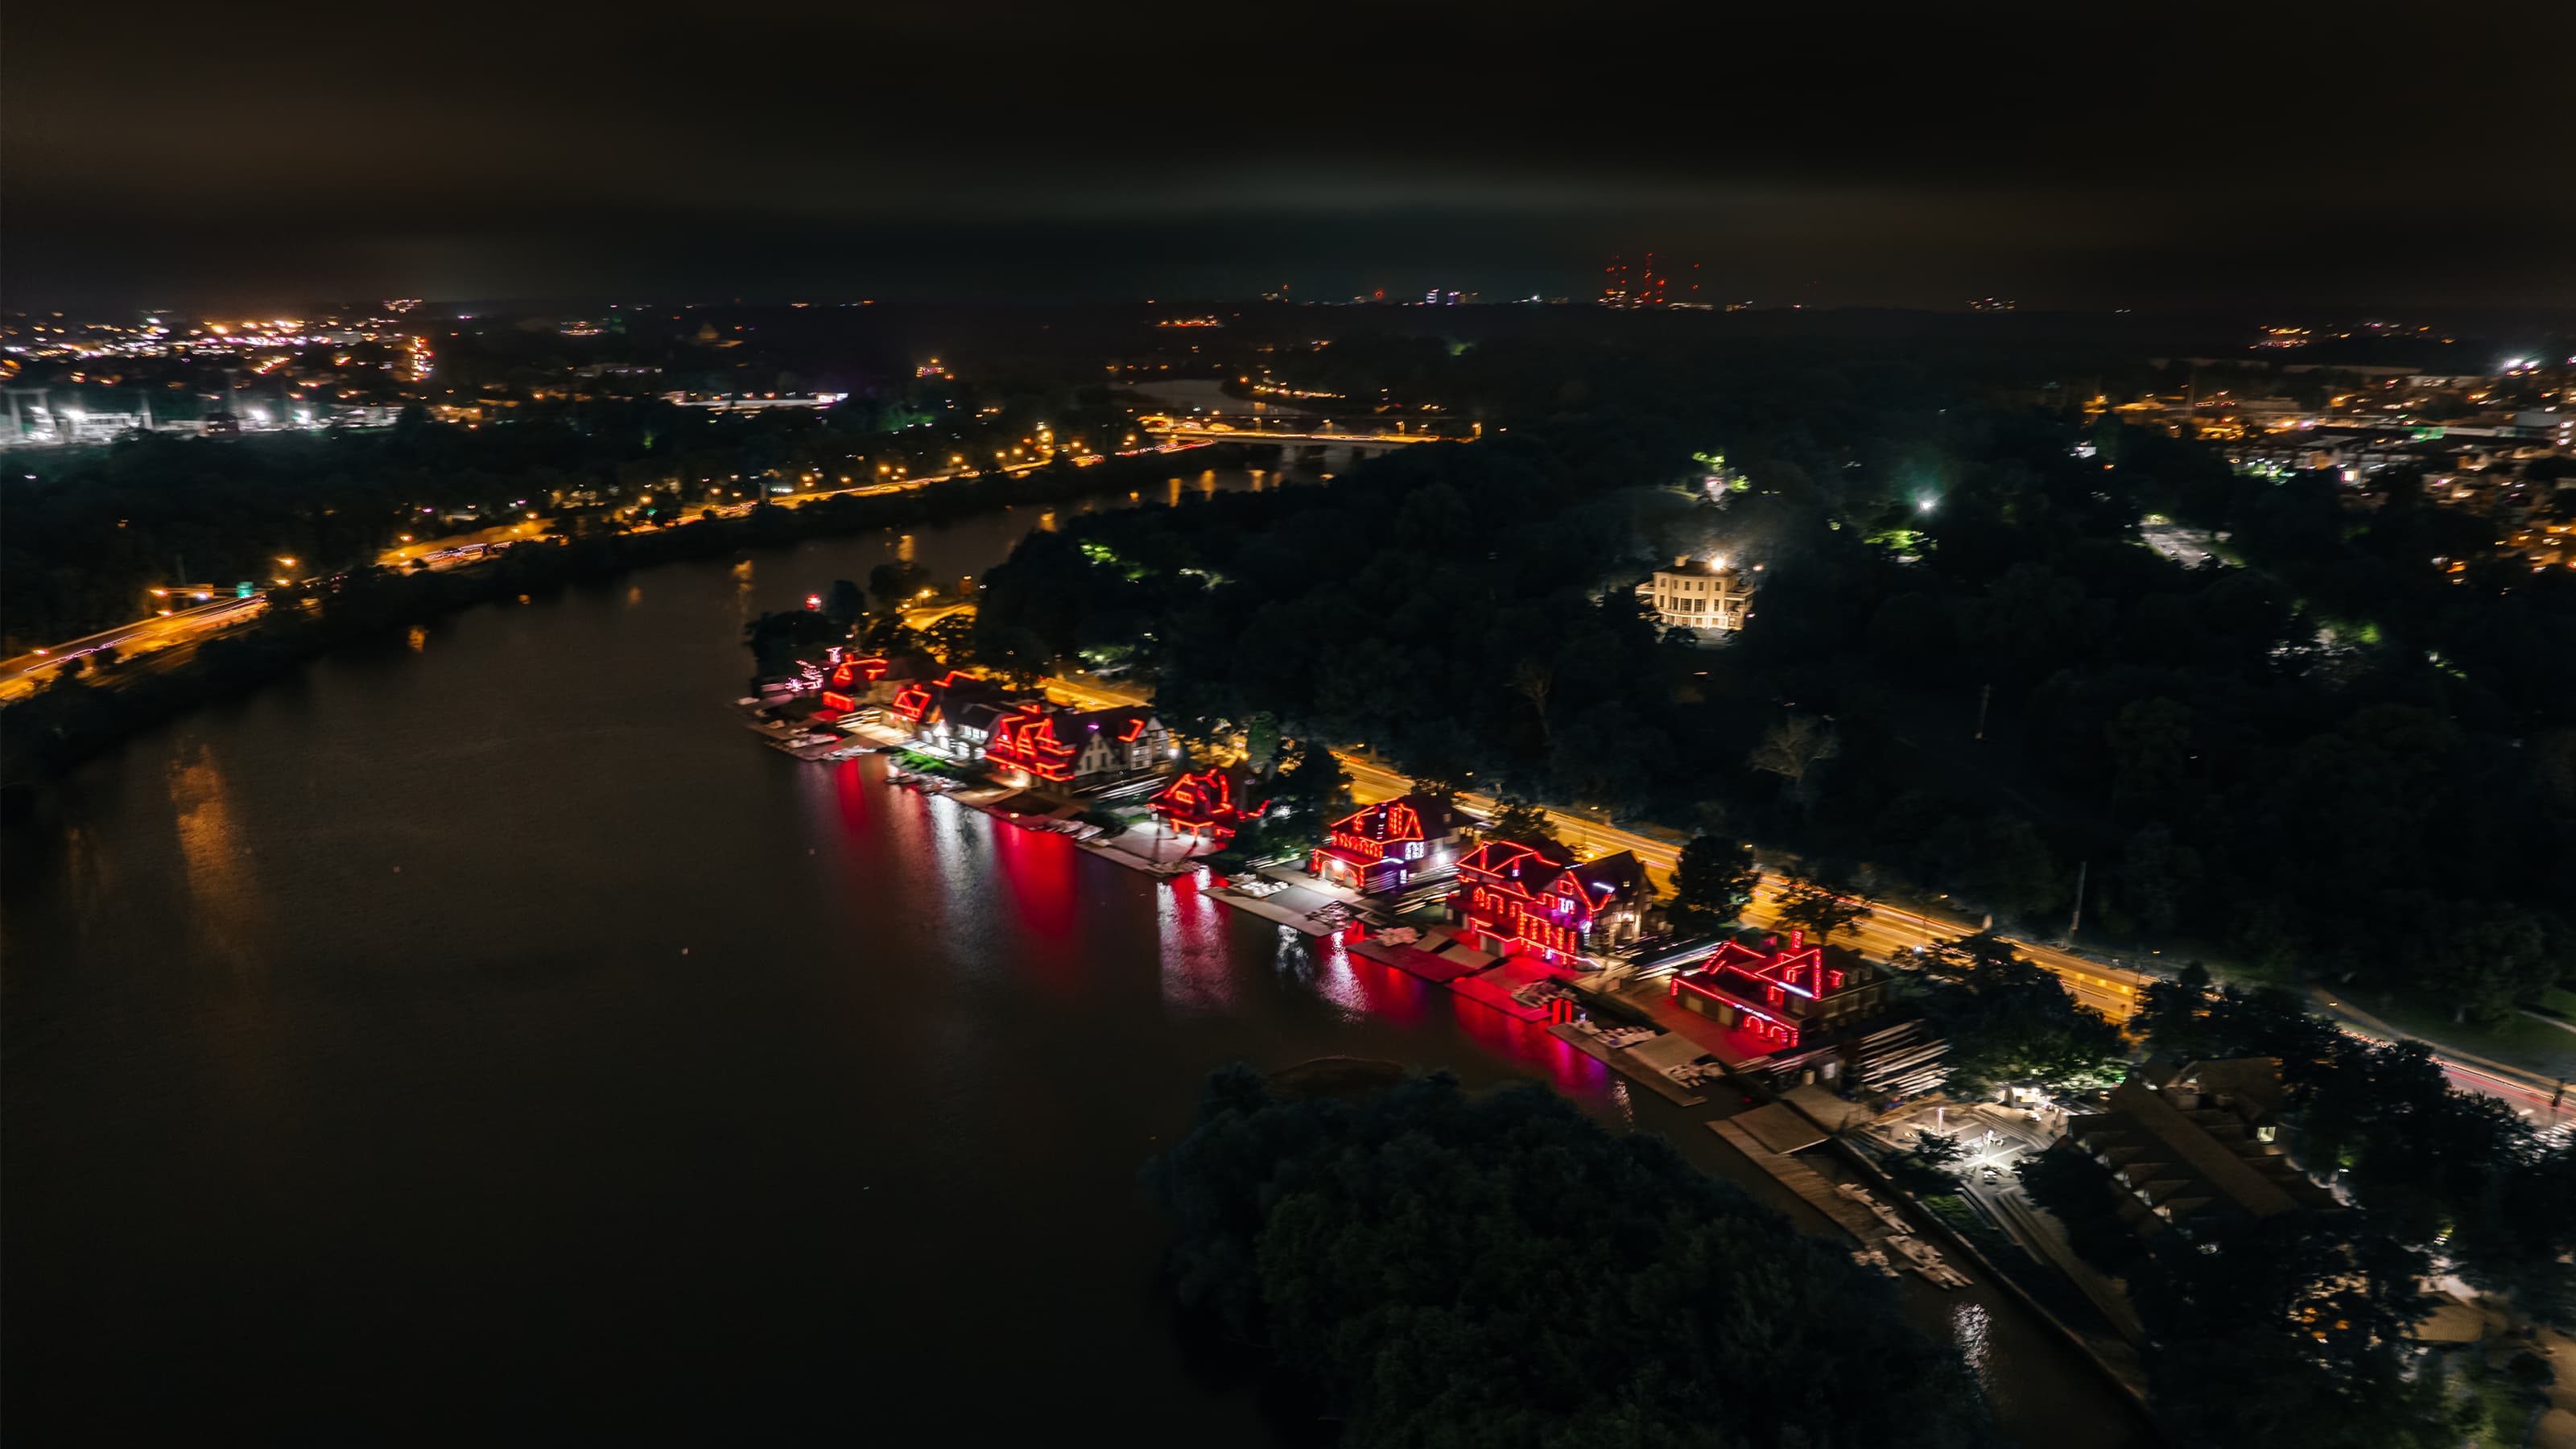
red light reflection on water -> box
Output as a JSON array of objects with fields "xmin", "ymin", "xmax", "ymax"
[
  {"xmin": 828, "ymin": 758, "xmax": 875, "ymax": 838},
  {"xmin": 1445, "ymin": 994, "xmax": 1616, "ymax": 1096},
  {"xmin": 1305, "ymin": 927, "xmax": 1435, "ymax": 1026},
  {"xmin": 1157, "ymin": 871, "xmax": 1236, "ymax": 1014},
  {"xmin": 988, "ymin": 819, "xmax": 1081, "ymax": 989}
]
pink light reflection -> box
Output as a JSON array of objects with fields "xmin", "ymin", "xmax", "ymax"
[
  {"xmin": 1158, "ymin": 871, "xmax": 1236, "ymax": 1015},
  {"xmin": 988, "ymin": 819, "xmax": 1082, "ymax": 990},
  {"xmin": 1447, "ymin": 994, "xmax": 1616, "ymax": 1096}
]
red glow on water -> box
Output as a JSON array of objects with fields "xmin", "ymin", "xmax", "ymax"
[
  {"xmin": 830, "ymin": 758, "xmax": 875, "ymax": 836},
  {"xmin": 1313, "ymin": 929, "xmax": 1435, "ymax": 1026},
  {"xmin": 989, "ymin": 819, "xmax": 1080, "ymax": 949},
  {"xmin": 1447, "ymin": 997, "xmax": 1614, "ymax": 1096},
  {"xmin": 1158, "ymin": 872, "xmax": 1236, "ymax": 1013}
]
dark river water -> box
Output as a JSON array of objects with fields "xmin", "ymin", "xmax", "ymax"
[{"xmin": 2, "ymin": 466, "xmax": 2149, "ymax": 1443}]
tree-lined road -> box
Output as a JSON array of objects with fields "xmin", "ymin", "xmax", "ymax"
[{"xmin": 1036, "ymin": 679, "xmax": 2573, "ymax": 1129}]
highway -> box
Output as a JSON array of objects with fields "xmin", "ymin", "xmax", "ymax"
[{"xmin": 0, "ymin": 593, "xmax": 268, "ymax": 700}]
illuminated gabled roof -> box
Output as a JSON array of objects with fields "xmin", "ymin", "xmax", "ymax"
[
  {"xmin": 829, "ymin": 656, "xmax": 889, "ymax": 688},
  {"xmin": 1325, "ymin": 793, "xmax": 1464, "ymax": 847},
  {"xmin": 1456, "ymin": 836, "xmax": 1576, "ymax": 891},
  {"xmin": 985, "ymin": 703, "xmax": 1080, "ymax": 781},
  {"xmin": 1150, "ymin": 765, "xmax": 1269, "ymax": 828}
]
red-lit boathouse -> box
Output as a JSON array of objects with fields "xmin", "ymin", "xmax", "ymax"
[
  {"xmin": 1308, "ymin": 794, "xmax": 1465, "ymax": 894},
  {"xmin": 1451, "ymin": 836, "xmax": 1648, "ymax": 961}
]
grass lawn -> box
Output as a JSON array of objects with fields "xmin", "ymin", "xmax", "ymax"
[
  {"xmin": 2349, "ymin": 989, "xmax": 2576, "ymax": 1081},
  {"xmin": 2460, "ymin": 1356, "xmax": 2541, "ymax": 1449}
]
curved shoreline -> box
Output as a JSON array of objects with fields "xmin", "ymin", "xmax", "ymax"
[{"xmin": 0, "ymin": 444, "xmax": 1266, "ymax": 809}]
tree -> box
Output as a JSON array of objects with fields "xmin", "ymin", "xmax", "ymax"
[
  {"xmin": 974, "ymin": 623, "xmax": 1055, "ymax": 690},
  {"xmin": 1916, "ymin": 933, "xmax": 2126, "ymax": 1096},
  {"xmin": 866, "ymin": 559, "xmax": 929, "ymax": 612},
  {"xmin": 1670, "ymin": 834, "xmax": 1759, "ymax": 929},
  {"xmin": 860, "ymin": 613, "xmax": 923, "ymax": 655},
  {"xmin": 1774, "ymin": 872, "xmax": 1870, "ymax": 943},
  {"xmin": 2106, "ymin": 696, "xmax": 2194, "ymax": 820},
  {"xmin": 1146, "ymin": 1067, "xmax": 1997, "ymax": 1449},
  {"xmin": 822, "ymin": 578, "xmax": 866, "ymax": 628},
  {"xmin": 1748, "ymin": 712, "xmax": 1840, "ymax": 803},
  {"xmin": 1547, "ymin": 700, "xmax": 1666, "ymax": 819},
  {"xmin": 1242, "ymin": 710, "xmax": 1280, "ymax": 773},
  {"xmin": 742, "ymin": 607, "xmax": 844, "ymax": 677},
  {"xmin": 2416, "ymin": 903, "xmax": 2557, "ymax": 1026},
  {"xmin": 2119, "ymin": 822, "xmax": 2200, "ymax": 934},
  {"xmin": 923, "ymin": 611, "xmax": 977, "ymax": 666},
  {"xmin": 1964, "ymin": 811, "xmax": 2062, "ymax": 923},
  {"xmin": 1274, "ymin": 737, "xmax": 1351, "ymax": 820},
  {"xmin": 1883, "ymin": 1129, "xmax": 1969, "ymax": 1193},
  {"xmin": 1509, "ymin": 656, "xmax": 1554, "ymax": 744},
  {"xmin": 1484, "ymin": 797, "xmax": 1558, "ymax": 846}
]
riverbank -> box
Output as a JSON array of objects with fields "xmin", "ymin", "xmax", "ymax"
[
  {"xmin": 855, "ymin": 747, "xmax": 2158, "ymax": 1421},
  {"xmin": 2, "ymin": 551, "xmax": 2154, "ymax": 1445},
  {"xmin": 0, "ymin": 444, "xmax": 1267, "ymax": 806}
]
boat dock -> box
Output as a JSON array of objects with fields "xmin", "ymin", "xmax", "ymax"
[{"xmin": 1707, "ymin": 1109, "xmax": 1970, "ymax": 1287}]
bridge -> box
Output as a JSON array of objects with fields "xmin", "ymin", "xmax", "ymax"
[{"xmin": 1141, "ymin": 420, "xmax": 1456, "ymax": 445}]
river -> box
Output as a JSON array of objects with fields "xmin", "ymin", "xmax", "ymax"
[{"xmin": 1, "ymin": 465, "xmax": 2149, "ymax": 1443}]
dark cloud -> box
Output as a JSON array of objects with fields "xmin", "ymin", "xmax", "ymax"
[{"xmin": 8, "ymin": 0, "xmax": 2572, "ymax": 309}]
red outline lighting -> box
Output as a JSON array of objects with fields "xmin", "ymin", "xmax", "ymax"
[
  {"xmin": 985, "ymin": 703, "xmax": 1080, "ymax": 782},
  {"xmin": 1149, "ymin": 767, "xmax": 1269, "ymax": 842},
  {"xmin": 1665, "ymin": 932, "xmax": 1871, "ymax": 1049},
  {"xmin": 1449, "ymin": 837, "xmax": 1639, "ymax": 960}
]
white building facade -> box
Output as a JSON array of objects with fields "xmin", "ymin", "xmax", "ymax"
[{"xmin": 1642, "ymin": 556, "xmax": 1752, "ymax": 632}]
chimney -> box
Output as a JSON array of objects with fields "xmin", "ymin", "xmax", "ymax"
[{"xmin": 1674, "ymin": 554, "xmax": 1689, "ymax": 567}]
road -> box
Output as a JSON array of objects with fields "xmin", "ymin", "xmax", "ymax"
[
  {"xmin": 1042, "ymin": 670, "xmax": 2574, "ymax": 1129},
  {"xmin": 1142, "ymin": 423, "xmax": 1449, "ymax": 445},
  {"xmin": 0, "ymin": 594, "xmax": 269, "ymax": 700}
]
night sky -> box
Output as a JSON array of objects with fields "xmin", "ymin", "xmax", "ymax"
[{"xmin": 7, "ymin": 0, "xmax": 2571, "ymax": 312}]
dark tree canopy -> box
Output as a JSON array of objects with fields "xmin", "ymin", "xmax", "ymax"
[
  {"xmin": 1147, "ymin": 1066, "xmax": 1999, "ymax": 1448},
  {"xmin": 1669, "ymin": 834, "xmax": 1760, "ymax": 929}
]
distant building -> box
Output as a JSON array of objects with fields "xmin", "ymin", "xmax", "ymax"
[
  {"xmin": 1148, "ymin": 766, "xmax": 1269, "ymax": 843},
  {"xmin": 1309, "ymin": 793, "xmax": 1467, "ymax": 894},
  {"xmin": 2063, "ymin": 1057, "xmax": 2340, "ymax": 1236},
  {"xmin": 1641, "ymin": 555, "xmax": 1752, "ymax": 632},
  {"xmin": 1452, "ymin": 837, "xmax": 1649, "ymax": 961},
  {"xmin": 1666, "ymin": 931, "xmax": 1892, "ymax": 1050}
]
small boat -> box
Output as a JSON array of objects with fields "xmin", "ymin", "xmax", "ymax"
[
  {"xmin": 1886, "ymin": 1235, "xmax": 1967, "ymax": 1287},
  {"xmin": 1850, "ymin": 1248, "xmax": 1899, "ymax": 1278}
]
